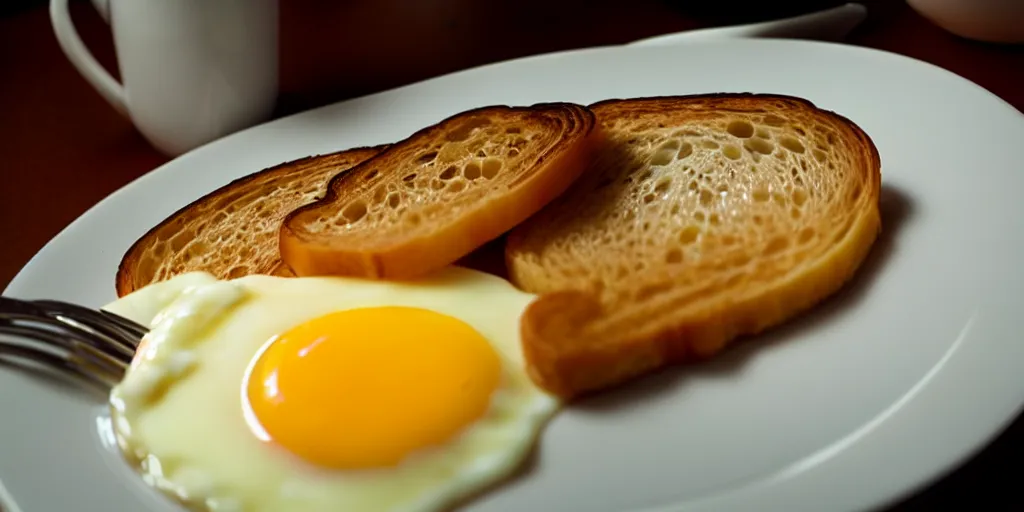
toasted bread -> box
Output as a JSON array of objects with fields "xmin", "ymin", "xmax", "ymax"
[
  {"xmin": 505, "ymin": 94, "xmax": 882, "ymax": 398},
  {"xmin": 279, "ymin": 103, "xmax": 599, "ymax": 280},
  {"xmin": 115, "ymin": 146, "xmax": 385, "ymax": 297}
]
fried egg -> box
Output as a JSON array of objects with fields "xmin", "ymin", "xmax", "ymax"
[{"xmin": 102, "ymin": 267, "xmax": 559, "ymax": 511}]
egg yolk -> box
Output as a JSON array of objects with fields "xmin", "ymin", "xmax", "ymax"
[{"xmin": 244, "ymin": 306, "xmax": 502, "ymax": 469}]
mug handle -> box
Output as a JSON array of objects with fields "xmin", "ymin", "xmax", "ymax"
[{"xmin": 49, "ymin": 0, "xmax": 128, "ymax": 117}]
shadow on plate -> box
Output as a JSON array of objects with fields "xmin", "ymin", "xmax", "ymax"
[
  {"xmin": 0, "ymin": 356, "xmax": 110, "ymax": 402},
  {"xmin": 573, "ymin": 184, "xmax": 916, "ymax": 413}
]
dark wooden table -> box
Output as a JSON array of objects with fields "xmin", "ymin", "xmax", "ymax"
[{"xmin": 1, "ymin": 0, "xmax": 1022, "ymax": 510}]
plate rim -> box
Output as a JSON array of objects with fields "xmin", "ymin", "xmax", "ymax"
[{"xmin": 5, "ymin": 38, "xmax": 1024, "ymax": 512}]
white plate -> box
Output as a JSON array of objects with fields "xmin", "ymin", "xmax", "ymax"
[{"xmin": 4, "ymin": 39, "xmax": 1024, "ymax": 512}]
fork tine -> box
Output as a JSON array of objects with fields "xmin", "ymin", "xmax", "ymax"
[
  {"xmin": 32, "ymin": 300, "xmax": 143, "ymax": 352},
  {"xmin": 1, "ymin": 312, "xmax": 134, "ymax": 379},
  {"xmin": 0, "ymin": 297, "xmax": 142, "ymax": 357},
  {"xmin": 0, "ymin": 319, "xmax": 78, "ymax": 351},
  {"xmin": 36, "ymin": 299, "xmax": 147, "ymax": 334},
  {"xmin": 0, "ymin": 296, "xmax": 48, "ymax": 318},
  {"xmin": 100, "ymin": 309, "xmax": 150, "ymax": 340},
  {"xmin": 0, "ymin": 335, "xmax": 124, "ymax": 387},
  {"xmin": 0, "ymin": 314, "xmax": 135, "ymax": 363},
  {"xmin": 3, "ymin": 320, "xmax": 134, "ymax": 366},
  {"xmin": 69, "ymin": 341, "xmax": 130, "ymax": 381},
  {"xmin": 0, "ymin": 296, "xmax": 144, "ymax": 387},
  {"xmin": 52, "ymin": 315, "xmax": 137, "ymax": 359},
  {"xmin": 0, "ymin": 341, "xmax": 75, "ymax": 371},
  {"xmin": 70, "ymin": 356, "xmax": 125, "ymax": 387}
]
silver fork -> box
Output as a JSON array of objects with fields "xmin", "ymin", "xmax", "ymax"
[{"xmin": 0, "ymin": 297, "xmax": 147, "ymax": 387}]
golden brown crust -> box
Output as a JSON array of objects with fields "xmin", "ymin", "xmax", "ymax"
[
  {"xmin": 279, "ymin": 103, "xmax": 599, "ymax": 280},
  {"xmin": 115, "ymin": 146, "xmax": 385, "ymax": 297},
  {"xmin": 506, "ymin": 94, "xmax": 882, "ymax": 399}
]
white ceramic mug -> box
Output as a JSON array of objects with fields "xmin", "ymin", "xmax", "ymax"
[{"xmin": 50, "ymin": 0, "xmax": 279, "ymax": 156}]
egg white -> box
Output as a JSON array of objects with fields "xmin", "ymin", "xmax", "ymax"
[{"xmin": 103, "ymin": 267, "xmax": 559, "ymax": 512}]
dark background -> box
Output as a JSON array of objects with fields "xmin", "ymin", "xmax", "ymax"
[
  {"xmin": 1, "ymin": 0, "xmax": 854, "ymax": 21},
  {"xmin": 1, "ymin": 0, "xmax": 44, "ymax": 16}
]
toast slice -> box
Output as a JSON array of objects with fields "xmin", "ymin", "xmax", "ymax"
[
  {"xmin": 505, "ymin": 94, "xmax": 882, "ymax": 398},
  {"xmin": 279, "ymin": 103, "xmax": 599, "ymax": 280},
  {"xmin": 115, "ymin": 146, "xmax": 385, "ymax": 297}
]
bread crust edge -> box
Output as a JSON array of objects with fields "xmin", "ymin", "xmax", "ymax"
[
  {"xmin": 114, "ymin": 145, "xmax": 386, "ymax": 297},
  {"xmin": 278, "ymin": 103, "xmax": 601, "ymax": 280},
  {"xmin": 513, "ymin": 94, "xmax": 884, "ymax": 399}
]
